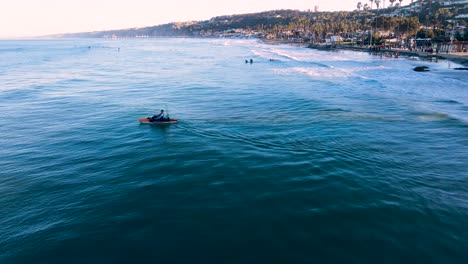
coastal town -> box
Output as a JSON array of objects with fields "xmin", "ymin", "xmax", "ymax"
[
  {"xmin": 200, "ymin": 0, "xmax": 468, "ymax": 58},
  {"xmin": 63, "ymin": 0, "xmax": 467, "ymax": 64}
]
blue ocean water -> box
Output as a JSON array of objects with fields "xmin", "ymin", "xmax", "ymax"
[{"xmin": 0, "ymin": 38, "xmax": 467, "ymax": 263}]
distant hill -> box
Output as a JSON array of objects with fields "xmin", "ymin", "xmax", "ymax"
[
  {"xmin": 54, "ymin": 10, "xmax": 312, "ymax": 38},
  {"xmin": 54, "ymin": 3, "xmax": 467, "ymax": 42}
]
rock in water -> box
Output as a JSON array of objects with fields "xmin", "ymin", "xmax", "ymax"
[{"xmin": 414, "ymin": 66, "xmax": 430, "ymax": 72}]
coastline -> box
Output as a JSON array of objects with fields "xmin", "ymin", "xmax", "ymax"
[
  {"xmin": 257, "ymin": 38, "xmax": 468, "ymax": 67},
  {"xmin": 306, "ymin": 43, "xmax": 468, "ymax": 67}
]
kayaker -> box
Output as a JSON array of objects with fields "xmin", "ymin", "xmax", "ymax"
[{"xmin": 149, "ymin": 110, "xmax": 165, "ymax": 122}]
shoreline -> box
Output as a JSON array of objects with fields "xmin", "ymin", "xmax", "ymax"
[
  {"xmin": 306, "ymin": 43, "xmax": 468, "ymax": 67},
  {"xmin": 258, "ymin": 38, "xmax": 468, "ymax": 67}
]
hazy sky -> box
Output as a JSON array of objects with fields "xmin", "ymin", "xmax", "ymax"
[{"xmin": 0, "ymin": 0, "xmax": 403, "ymax": 38}]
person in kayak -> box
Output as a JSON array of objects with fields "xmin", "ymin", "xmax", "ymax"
[{"xmin": 149, "ymin": 110, "xmax": 166, "ymax": 122}]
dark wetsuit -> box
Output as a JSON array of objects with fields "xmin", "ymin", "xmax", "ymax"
[{"xmin": 150, "ymin": 113, "xmax": 165, "ymax": 122}]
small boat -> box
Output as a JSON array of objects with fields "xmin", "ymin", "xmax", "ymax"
[{"xmin": 138, "ymin": 117, "xmax": 178, "ymax": 124}]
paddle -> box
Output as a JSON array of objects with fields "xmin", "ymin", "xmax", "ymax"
[{"xmin": 165, "ymin": 104, "xmax": 170, "ymax": 120}]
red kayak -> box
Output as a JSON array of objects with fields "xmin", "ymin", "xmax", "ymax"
[{"xmin": 138, "ymin": 117, "xmax": 178, "ymax": 124}]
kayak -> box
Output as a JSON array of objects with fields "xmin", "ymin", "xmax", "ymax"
[{"xmin": 138, "ymin": 117, "xmax": 178, "ymax": 124}]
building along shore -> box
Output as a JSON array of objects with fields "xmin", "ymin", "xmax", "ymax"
[{"xmin": 307, "ymin": 44, "xmax": 468, "ymax": 67}]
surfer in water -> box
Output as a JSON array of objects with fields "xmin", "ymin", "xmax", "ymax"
[{"xmin": 149, "ymin": 110, "xmax": 166, "ymax": 122}]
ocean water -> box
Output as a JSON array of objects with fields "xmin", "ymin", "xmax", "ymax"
[{"xmin": 0, "ymin": 38, "xmax": 467, "ymax": 263}]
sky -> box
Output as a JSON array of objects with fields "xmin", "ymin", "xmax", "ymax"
[{"xmin": 0, "ymin": 0, "xmax": 402, "ymax": 38}]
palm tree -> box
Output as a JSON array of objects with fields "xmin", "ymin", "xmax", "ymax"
[
  {"xmin": 368, "ymin": 1, "xmax": 375, "ymax": 46},
  {"xmin": 389, "ymin": 0, "xmax": 396, "ymax": 7},
  {"xmin": 375, "ymin": 0, "xmax": 381, "ymax": 44},
  {"xmin": 357, "ymin": 2, "xmax": 363, "ymax": 11},
  {"xmin": 398, "ymin": 0, "xmax": 405, "ymax": 45},
  {"xmin": 375, "ymin": 0, "xmax": 381, "ymax": 9},
  {"xmin": 414, "ymin": 0, "xmax": 424, "ymax": 49}
]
